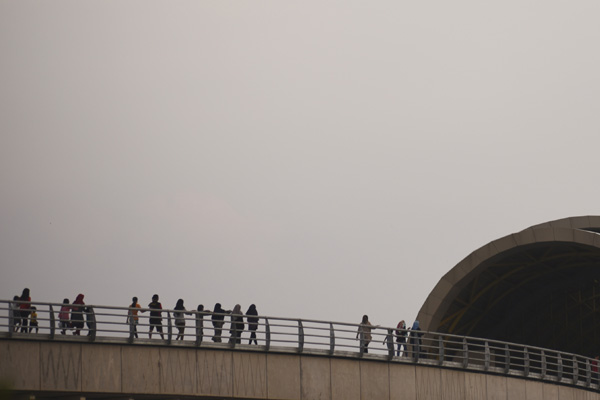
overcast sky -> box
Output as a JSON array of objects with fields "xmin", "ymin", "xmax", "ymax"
[{"xmin": 1, "ymin": 1, "xmax": 599, "ymax": 331}]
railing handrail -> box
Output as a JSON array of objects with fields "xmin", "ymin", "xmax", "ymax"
[{"xmin": 1, "ymin": 299, "xmax": 598, "ymax": 392}]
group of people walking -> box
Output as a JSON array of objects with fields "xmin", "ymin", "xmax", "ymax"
[
  {"xmin": 126, "ymin": 295, "xmax": 260, "ymax": 345},
  {"xmin": 9, "ymin": 289, "xmax": 420, "ymax": 356},
  {"xmin": 9, "ymin": 288, "xmax": 37, "ymax": 333},
  {"xmin": 356, "ymin": 315, "xmax": 423, "ymax": 358}
]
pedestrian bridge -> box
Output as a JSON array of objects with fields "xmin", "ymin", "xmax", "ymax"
[{"xmin": 1, "ymin": 300, "xmax": 599, "ymax": 400}]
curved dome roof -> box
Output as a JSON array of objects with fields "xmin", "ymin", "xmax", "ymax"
[{"xmin": 417, "ymin": 216, "xmax": 600, "ymax": 357}]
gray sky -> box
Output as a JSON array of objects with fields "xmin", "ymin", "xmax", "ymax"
[{"xmin": 1, "ymin": 1, "xmax": 599, "ymax": 329}]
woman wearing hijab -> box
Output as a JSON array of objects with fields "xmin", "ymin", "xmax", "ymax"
[
  {"xmin": 395, "ymin": 320, "xmax": 407, "ymax": 357},
  {"xmin": 71, "ymin": 294, "xmax": 85, "ymax": 335},
  {"xmin": 356, "ymin": 315, "xmax": 373, "ymax": 353},
  {"xmin": 246, "ymin": 304, "xmax": 259, "ymax": 345},
  {"xmin": 173, "ymin": 299, "xmax": 192, "ymax": 341},
  {"xmin": 409, "ymin": 320, "xmax": 422, "ymax": 360},
  {"xmin": 18, "ymin": 288, "xmax": 31, "ymax": 333},
  {"xmin": 229, "ymin": 304, "xmax": 245, "ymax": 344},
  {"xmin": 211, "ymin": 303, "xmax": 230, "ymax": 343}
]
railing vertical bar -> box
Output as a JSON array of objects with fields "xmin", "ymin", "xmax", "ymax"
[
  {"xmin": 438, "ymin": 336, "xmax": 444, "ymax": 366},
  {"xmin": 524, "ymin": 347, "xmax": 530, "ymax": 377},
  {"xmin": 541, "ymin": 350, "xmax": 546, "ymax": 379},
  {"xmin": 484, "ymin": 341, "xmax": 490, "ymax": 372},
  {"xmin": 49, "ymin": 305, "xmax": 55, "ymax": 340},
  {"xmin": 298, "ymin": 320, "xmax": 304, "ymax": 353},
  {"xmin": 586, "ymin": 358, "xmax": 591, "ymax": 387},
  {"xmin": 167, "ymin": 311, "xmax": 172, "ymax": 345},
  {"xmin": 462, "ymin": 338, "xmax": 468, "ymax": 368},
  {"xmin": 265, "ymin": 318, "xmax": 271, "ymax": 351},
  {"xmin": 386, "ymin": 329, "xmax": 394, "ymax": 360},
  {"xmin": 558, "ymin": 353, "xmax": 563, "ymax": 381},
  {"xmin": 504, "ymin": 344, "xmax": 510, "ymax": 374},
  {"xmin": 329, "ymin": 323, "xmax": 335, "ymax": 355},
  {"xmin": 88, "ymin": 307, "xmax": 96, "ymax": 342}
]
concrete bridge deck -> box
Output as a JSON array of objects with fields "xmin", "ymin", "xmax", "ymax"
[{"xmin": 2, "ymin": 335, "xmax": 600, "ymax": 400}]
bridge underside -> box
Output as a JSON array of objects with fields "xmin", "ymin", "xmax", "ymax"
[{"xmin": 418, "ymin": 216, "xmax": 600, "ymax": 358}]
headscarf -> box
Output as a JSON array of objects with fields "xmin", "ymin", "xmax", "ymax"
[{"xmin": 412, "ymin": 320, "xmax": 420, "ymax": 330}]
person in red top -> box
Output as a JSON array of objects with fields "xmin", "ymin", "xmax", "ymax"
[
  {"xmin": 71, "ymin": 294, "xmax": 85, "ymax": 335},
  {"xmin": 59, "ymin": 298, "xmax": 71, "ymax": 335},
  {"xmin": 592, "ymin": 355, "xmax": 599, "ymax": 385},
  {"xmin": 18, "ymin": 288, "xmax": 31, "ymax": 333}
]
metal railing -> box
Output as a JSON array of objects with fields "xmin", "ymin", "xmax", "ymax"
[{"xmin": 1, "ymin": 299, "xmax": 598, "ymax": 392}]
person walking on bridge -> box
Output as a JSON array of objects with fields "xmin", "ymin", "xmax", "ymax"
[
  {"xmin": 229, "ymin": 304, "xmax": 244, "ymax": 344},
  {"xmin": 356, "ymin": 315, "xmax": 373, "ymax": 353},
  {"xmin": 128, "ymin": 297, "xmax": 142, "ymax": 339},
  {"xmin": 71, "ymin": 294, "xmax": 85, "ymax": 335},
  {"xmin": 174, "ymin": 299, "xmax": 192, "ymax": 340},
  {"xmin": 148, "ymin": 294, "xmax": 165, "ymax": 340},
  {"xmin": 211, "ymin": 303, "xmax": 230, "ymax": 343},
  {"xmin": 246, "ymin": 304, "xmax": 259, "ymax": 345}
]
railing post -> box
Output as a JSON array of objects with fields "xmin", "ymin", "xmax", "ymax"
[
  {"xmin": 128, "ymin": 310, "xmax": 135, "ymax": 344},
  {"xmin": 504, "ymin": 344, "xmax": 510, "ymax": 374},
  {"xmin": 298, "ymin": 320, "xmax": 304, "ymax": 353},
  {"xmin": 329, "ymin": 323, "xmax": 335, "ymax": 355},
  {"xmin": 557, "ymin": 353, "xmax": 563, "ymax": 381},
  {"xmin": 265, "ymin": 318, "xmax": 271, "ymax": 351},
  {"xmin": 524, "ymin": 347, "xmax": 530, "ymax": 377},
  {"xmin": 586, "ymin": 358, "xmax": 591, "ymax": 387},
  {"xmin": 462, "ymin": 338, "xmax": 468, "ymax": 368},
  {"xmin": 166, "ymin": 311, "xmax": 172, "ymax": 344},
  {"xmin": 541, "ymin": 350, "xmax": 546, "ymax": 379},
  {"xmin": 386, "ymin": 329, "xmax": 394, "ymax": 360},
  {"xmin": 195, "ymin": 313, "xmax": 202, "ymax": 347},
  {"xmin": 49, "ymin": 305, "xmax": 55, "ymax": 339},
  {"xmin": 484, "ymin": 341, "xmax": 490, "ymax": 371},
  {"xmin": 572, "ymin": 355, "xmax": 578, "ymax": 385},
  {"xmin": 87, "ymin": 307, "xmax": 96, "ymax": 342},
  {"xmin": 438, "ymin": 336, "xmax": 444, "ymax": 366},
  {"xmin": 359, "ymin": 331, "xmax": 365, "ymax": 357}
]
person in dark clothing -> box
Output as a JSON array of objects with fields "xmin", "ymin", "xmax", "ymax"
[
  {"xmin": 196, "ymin": 304, "xmax": 209, "ymax": 342},
  {"xmin": 395, "ymin": 320, "xmax": 407, "ymax": 357},
  {"xmin": 71, "ymin": 294, "xmax": 85, "ymax": 335},
  {"xmin": 148, "ymin": 294, "xmax": 164, "ymax": 339},
  {"xmin": 211, "ymin": 303, "xmax": 230, "ymax": 343},
  {"xmin": 228, "ymin": 304, "xmax": 244, "ymax": 344},
  {"xmin": 409, "ymin": 320, "xmax": 423, "ymax": 360},
  {"xmin": 246, "ymin": 304, "xmax": 259, "ymax": 345},
  {"xmin": 18, "ymin": 288, "xmax": 31, "ymax": 333}
]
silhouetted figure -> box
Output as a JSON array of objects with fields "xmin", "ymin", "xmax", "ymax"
[
  {"xmin": 128, "ymin": 297, "xmax": 142, "ymax": 339},
  {"xmin": 18, "ymin": 288, "xmax": 31, "ymax": 333},
  {"xmin": 229, "ymin": 304, "xmax": 244, "ymax": 344},
  {"xmin": 246, "ymin": 304, "xmax": 259, "ymax": 345},
  {"xmin": 356, "ymin": 315, "xmax": 373, "ymax": 353},
  {"xmin": 174, "ymin": 299, "xmax": 192, "ymax": 341},
  {"xmin": 211, "ymin": 303, "xmax": 230, "ymax": 343},
  {"xmin": 395, "ymin": 320, "xmax": 407, "ymax": 357},
  {"xmin": 29, "ymin": 307, "xmax": 39, "ymax": 333},
  {"xmin": 196, "ymin": 304, "xmax": 209, "ymax": 342},
  {"xmin": 148, "ymin": 294, "xmax": 164, "ymax": 339},
  {"xmin": 59, "ymin": 298, "xmax": 70, "ymax": 335},
  {"xmin": 71, "ymin": 294, "xmax": 85, "ymax": 335},
  {"xmin": 409, "ymin": 320, "xmax": 422, "ymax": 360}
]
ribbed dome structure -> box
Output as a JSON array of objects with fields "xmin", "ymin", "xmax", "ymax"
[{"xmin": 417, "ymin": 216, "xmax": 600, "ymax": 357}]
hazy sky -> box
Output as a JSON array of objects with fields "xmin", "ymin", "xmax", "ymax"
[{"xmin": 1, "ymin": 1, "xmax": 599, "ymax": 329}]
